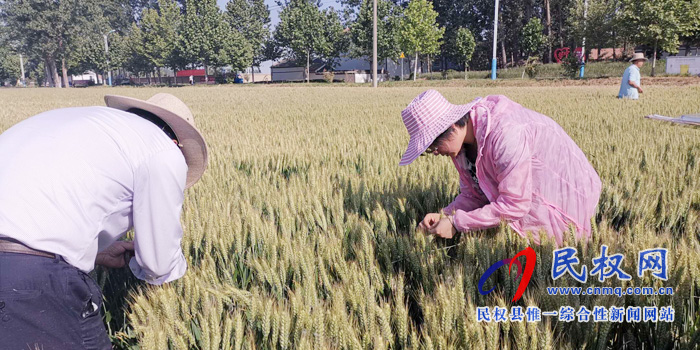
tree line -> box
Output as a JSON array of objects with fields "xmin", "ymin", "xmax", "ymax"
[{"xmin": 1, "ymin": 0, "xmax": 699, "ymax": 87}]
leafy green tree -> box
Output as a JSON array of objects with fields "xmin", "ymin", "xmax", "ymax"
[
  {"xmin": 59, "ymin": 0, "xmax": 135, "ymax": 84},
  {"xmin": 561, "ymin": 49, "xmax": 581, "ymax": 77},
  {"xmin": 568, "ymin": 0, "xmax": 620, "ymax": 59},
  {"xmin": 262, "ymin": 33, "xmax": 284, "ymax": 63},
  {"xmin": 319, "ymin": 8, "xmax": 350, "ymax": 68},
  {"xmin": 679, "ymin": 0, "xmax": 700, "ymax": 51},
  {"xmin": 350, "ymin": 0, "xmax": 401, "ymax": 72},
  {"xmin": 100, "ymin": 0, "xmax": 142, "ymax": 33},
  {"xmin": 274, "ymin": 0, "xmax": 324, "ymax": 82},
  {"xmin": 398, "ymin": 0, "xmax": 444, "ymax": 80},
  {"xmin": 208, "ymin": 24, "xmax": 252, "ymax": 74},
  {"xmin": 130, "ymin": 0, "xmax": 182, "ymax": 82},
  {"xmin": 124, "ymin": 42, "xmax": 156, "ymax": 81},
  {"xmin": 2, "ymin": 0, "xmax": 76, "ymax": 87},
  {"xmin": 180, "ymin": 0, "xmax": 252, "ymax": 83},
  {"xmin": 0, "ymin": 0, "xmax": 125, "ymax": 87},
  {"xmin": 0, "ymin": 26, "xmax": 20, "ymax": 85},
  {"xmin": 620, "ymin": 0, "xmax": 698, "ymax": 76},
  {"xmin": 225, "ymin": 0, "xmax": 271, "ymax": 81},
  {"xmin": 521, "ymin": 17, "xmax": 545, "ymax": 57},
  {"xmin": 126, "ymin": 0, "xmax": 159, "ymax": 22},
  {"xmin": 0, "ymin": 48, "xmax": 21, "ymax": 86},
  {"xmin": 451, "ymin": 27, "xmax": 475, "ymax": 79},
  {"xmin": 71, "ymin": 33, "xmax": 129, "ymax": 84},
  {"xmin": 275, "ymin": 0, "xmax": 346, "ymax": 83}
]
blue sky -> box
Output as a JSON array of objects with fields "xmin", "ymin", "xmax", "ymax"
[{"xmin": 215, "ymin": 0, "xmax": 342, "ymax": 27}]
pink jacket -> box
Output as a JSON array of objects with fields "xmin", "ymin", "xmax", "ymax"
[{"xmin": 443, "ymin": 95, "xmax": 602, "ymax": 246}]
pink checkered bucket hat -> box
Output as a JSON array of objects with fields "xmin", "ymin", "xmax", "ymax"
[{"xmin": 399, "ymin": 90, "xmax": 481, "ymax": 166}]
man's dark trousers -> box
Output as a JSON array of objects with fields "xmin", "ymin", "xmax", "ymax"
[{"xmin": 0, "ymin": 251, "xmax": 112, "ymax": 350}]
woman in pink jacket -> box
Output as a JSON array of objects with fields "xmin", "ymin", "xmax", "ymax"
[{"xmin": 401, "ymin": 90, "xmax": 601, "ymax": 246}]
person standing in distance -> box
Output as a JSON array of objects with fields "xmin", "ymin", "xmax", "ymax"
[
  {"xmin": 0, "ymin": 93, "xmax": 208, "ymax": 349},
  {"xmin": 618, "ymin": 52, "xmax": 648, "ymax": 99}
]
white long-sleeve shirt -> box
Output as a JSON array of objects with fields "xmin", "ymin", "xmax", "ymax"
[{"xmin": 0, "ymin": 106, "xmax": 188, "ymax": 285}]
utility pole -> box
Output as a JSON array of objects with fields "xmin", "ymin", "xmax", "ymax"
[
  {"xmin": 579, "ymin": 0, "xmax": 588, "ymax": 78},
  {"xmin": 491, "ymin": 0, "xmax": 499, "ymax": 80},
  {"xmin": 372, "ymin": 0, "xmax": 378, "ymax": 87},
  {"xmin": 103, "ymin": 29, "xmax": 116, "ymax": 86},
  {"xmin": 545, "ymin": 0, "xmax": 552, "ymax": 63},
  {"xmin": 19, "ymin": 54, "xmax": 25, "ymax": 87}
]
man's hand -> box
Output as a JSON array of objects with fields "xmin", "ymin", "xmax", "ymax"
[
  {"xmin": 419, "ymin": 213, "xmax": 441, "ymax": 232},
  {"xmin": 630, "ymin": 81, "xmax": 643, "ymax": 93},
  {"xmin": 428, "ymin": 217, "xmax": 457, "ymax": 239},
  {"xmin": 96, "ymin": 241, "xmax": 135, "ymax": 268}
]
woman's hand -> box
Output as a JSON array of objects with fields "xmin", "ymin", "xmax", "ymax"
[
  {"xmin": 96, "ymin": 241, "xmax": 135, "ymax": 268},
  {"xmin": 419, "ymin": 213, "xmax": 441, "ymax": 232},
  {"xmin": 428, "ymin": 217, "xmax": 457, "ymax": 239}
]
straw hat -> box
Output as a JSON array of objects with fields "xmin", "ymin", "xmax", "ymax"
[
  {"xmin": 399, "ymin": 90, "xmax": 481, "ymax": 166},
  {"xmin": 104, "ymin": 93, "xmax": 208, "ymax": 188},
  {"xmin": 629, "ymin": 52, "xmax": 648, "ymax": 63}
]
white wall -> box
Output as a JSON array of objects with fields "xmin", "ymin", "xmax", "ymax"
[
  {"xmin": 271, "ymin": 67, "xmax": 305, "ymax": 81},
  {"xmin": 271, "ymin": 67, "xmax": 328, "ymax": 82},
  {"xmin": 336, "ymin": 57, "xmax": 414, "ymax": 79},
  {"xmin": 348, "ymin": 73, "xmax": 390, "ymax": 84},
  {"xmin": 71, "ymin": 71, "xmax": 99, "ymax": 83},
  {"xmin": 666, "ymin": 56, "xmax": 700, "ymax": 75},
  {"xmin": 384, "ymin": 58, "xmax": 414, "ymax": 79}
]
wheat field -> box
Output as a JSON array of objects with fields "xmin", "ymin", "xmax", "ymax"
[{"xmin": 0, "ymin": 83, "xmax": 698, "ymax": 350}]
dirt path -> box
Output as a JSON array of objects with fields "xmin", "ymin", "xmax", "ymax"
[{"xmin": 375, "ymin": 76, "xmax": 700, "ymax": 88}]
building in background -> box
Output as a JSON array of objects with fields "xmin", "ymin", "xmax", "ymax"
[
  {"xmin": 175, "ymin": 69, "xmax": 212, "ymax": 84},
  {"xmin": 665, "ymin": 56, "xmax": 700, "ymax": 76},
  {"xmin": 70, "ymin": 71, "xmax": 101, "ymax": 86},
  {"xmin": 270, "ymin": 56, "xmax": 412, "ymax": 83}
]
